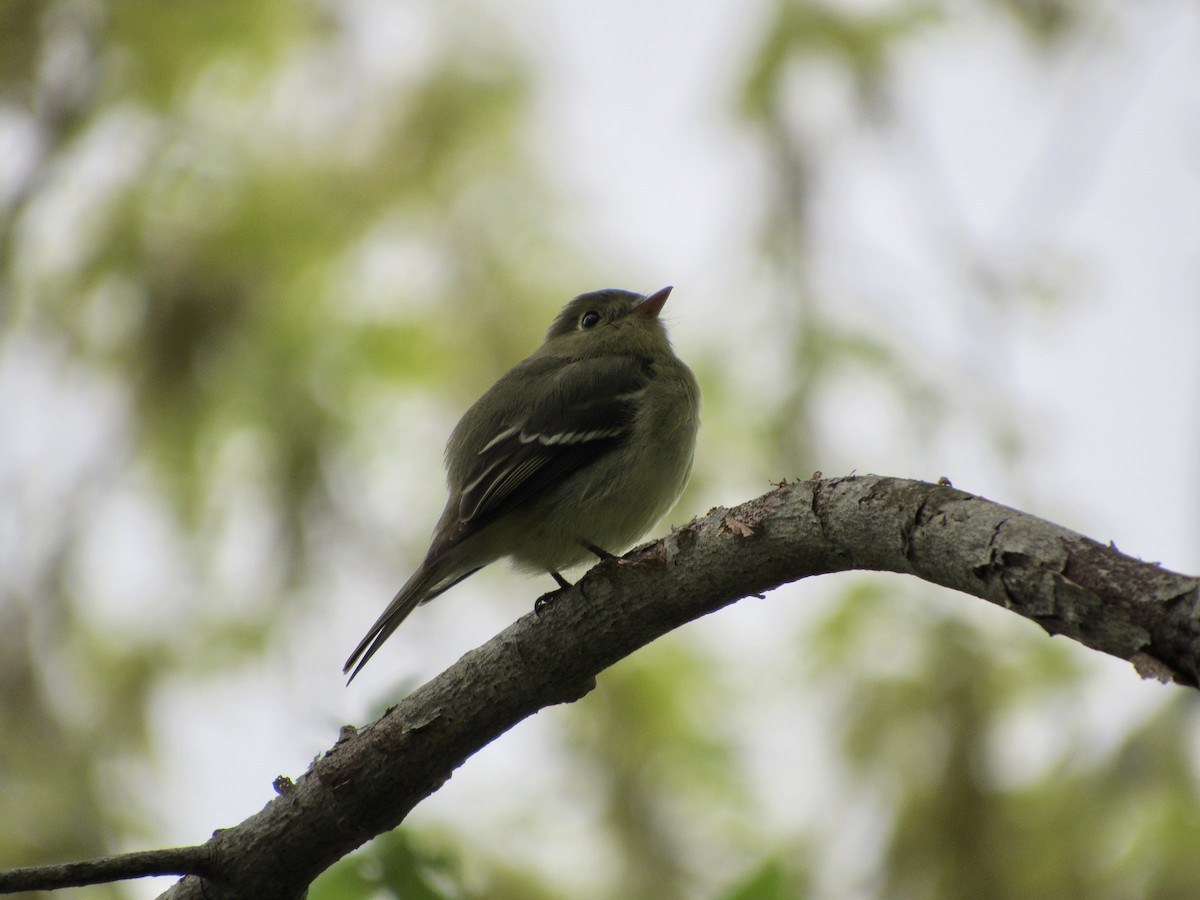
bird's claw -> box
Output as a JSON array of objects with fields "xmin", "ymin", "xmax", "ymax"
[{"xmin": 534, "ymin": 588, "xmax": 565, "ymax": 617}]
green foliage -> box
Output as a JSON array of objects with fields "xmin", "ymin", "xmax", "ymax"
[
  {"xmin": 311, "ymin": 830, "xmax": 458, "ymax": 900},
  {"xmin": 106, "ymin": 1, "xmax": 319, "ymax": 109},
  {"xmin": 719, "ymin": 855, "xmax": 813, "ymax": 900},
  {"xmin": 565, "ymin": 639, "xmax": 746, "ymax": 899},
  {"xmin": 0, "ymin": 0, "xmax": 48, "ymax": 95},
  {"xmin": 313, "ymin": 828, "xmax": 564, "ymax": 900},
  {"xmin": 1, "ymin": 1, "xmax": 575, "ymax": 890},
  {"xmin": 742, "ymin": 0, "xmax": 939, "ymax": 117},
  {"xmin": 53, "ymin": 50, "xmax": 537, "ymax": 532},
  {"xmin": 808, "ymin": 579, "xmax": 1200, "ymax": 899},
  {"xmin": 987, "ymin": 0, "xmax": 1086, "ymax": 43},
  {"xmin": 741, "ymin": 0, "xmax": 1086, "ymax": 124}
]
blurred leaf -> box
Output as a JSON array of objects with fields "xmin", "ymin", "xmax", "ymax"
[
  {"xmin": 806, "ymin": 578, "xmax": 1200, "ymax": 899},
  {"xmin": 311, "ymin": 829, "xmax": 456, "ymax": 900},
  {"xmin": 0, "ymin": 0, "xmax": 46, "ymax": 94},
  {"xmin": 107, "ymin": 0, "xmax": 320, "ymax": 109},
  {"xmin": 314, "ymin": 827, "xmax": 564, "ymax": 900},
  {"xmin": 0, "ymin": 1, "xmax": 574, "ymax": 888},
  {"xmin": 719, "ymin": 855, "xmax": 812, "ymax": 900},
  {"xmin": 565, "ymin": 638, "xmax": 745, "ymax": 899},
  {"xmin": 742, "ymin": 0, "xmax": 939, "ymax": 118},
  {"xmin": 987, "ymin": 0, "xmax": 1086, "ymax": 43}
]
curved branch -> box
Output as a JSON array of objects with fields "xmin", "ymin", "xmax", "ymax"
[{"xmin": 2, "ymin": 476, "xmax": 1196, "ymax": 899}]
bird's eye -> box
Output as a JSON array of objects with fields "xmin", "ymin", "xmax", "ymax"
[{"xmin": 580, "ymin": 311, "xmax": 601, "ymax": 329}]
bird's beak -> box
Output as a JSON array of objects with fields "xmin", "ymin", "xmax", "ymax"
[{"xmin": 630, "ymin": 285, "xmax": 673, "ymax": 318}]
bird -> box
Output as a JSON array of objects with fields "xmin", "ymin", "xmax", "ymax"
[{"xmin": 344, "ymin": 286, "xmax": 700, "ymax": 682}]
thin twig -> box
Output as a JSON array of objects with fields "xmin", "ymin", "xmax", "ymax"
[{"xmin": 0, "ymin": 845, "xmax": 211, "ymax": 893}]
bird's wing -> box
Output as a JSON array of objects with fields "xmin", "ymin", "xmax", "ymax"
[
  {"xmin": 345, "ymin": 354, "xmax": 653, "ymax": 681},
  {"xmin": 450, "ymin": 353, "xmax": 653, "ymax": 542}
]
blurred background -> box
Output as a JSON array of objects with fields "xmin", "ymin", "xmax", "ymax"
[{"xmin": 2, "ymin": 1, "xmax": 1199, "ymax": 898}]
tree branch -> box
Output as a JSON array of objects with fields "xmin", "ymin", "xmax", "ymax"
[
  {"xmin": 0, "ymin": 846, "xmax": 212, "ymax": 893},
  {"xmin": 3, "ymin": 476, "xmax": 1196, "ymax": 898}
]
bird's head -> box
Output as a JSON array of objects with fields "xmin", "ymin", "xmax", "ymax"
[{"xmin": 542, "ymin": 286, "xmax": 676, "ymax": 358}]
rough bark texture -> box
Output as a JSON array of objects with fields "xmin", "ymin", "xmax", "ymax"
[{"xmin": 2, "ymin": 476, "xmax": 1196, "ymax": 899}]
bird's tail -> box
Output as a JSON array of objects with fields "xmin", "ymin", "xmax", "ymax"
[{"xmin": 343, "ymin": 562, "xmax": 482, "ymax": 683}]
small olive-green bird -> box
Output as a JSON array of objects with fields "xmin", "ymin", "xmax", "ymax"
[{"xmin": 344, "ymin": 286, "xmax": 700, "ymax": 682}]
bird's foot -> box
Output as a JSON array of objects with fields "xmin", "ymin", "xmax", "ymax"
[
  {"xmin": 534, "ymin": 589, "xmax": 562, "ymax": 617},
  {"xmin": 535, "ymin": 572, "xmax": 572, "ymax": 616}
]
